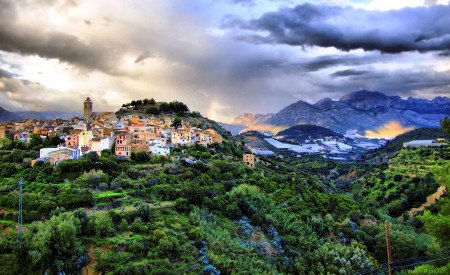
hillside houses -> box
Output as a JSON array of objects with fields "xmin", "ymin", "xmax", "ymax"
[
  {"xmin": 1, "ymin": 98, "xmax": 224, "ymax": 165},
  {"xmin": 403, "ymin": 139, "xmax": 447, "ymax": 148},
  {"xmin": 113, "ymin": 119, "xmax": 222, "ymax": 158}
]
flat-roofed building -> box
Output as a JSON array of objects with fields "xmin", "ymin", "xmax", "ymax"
[
  {"xmin": 403, "ymin": 140, "xmax": 446, "ymax": 148},
  {"xmin": 243, "ymin": 154, "xmax": 256, "ymax": 168}
]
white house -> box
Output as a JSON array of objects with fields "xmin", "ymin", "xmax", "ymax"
[
  {"xmin": 39, "ymin": 146, "xmax": 79, "ymax": 160},
  {"xmin": 149, "ymin": 143, "xmax": 170, "ymax": 156},
  {"xmin": 403, "ymin": 140, "xmax": 446, "ymax": 148},
  {"xmin": 90, "ymin": 137, "xmax": 113, "ymax": 155}
]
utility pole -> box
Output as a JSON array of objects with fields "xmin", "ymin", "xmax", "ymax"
[
  {"xmin": 18, "ymin": 179, "xmax": 23, "ymax": 245},
  {"xmin": 385, "ymin": 221, "xmax": 393, "ymax": 275}
]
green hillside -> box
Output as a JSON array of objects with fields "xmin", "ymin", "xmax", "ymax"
[{"xmin": 0, "ymin": 113, "xmax": 449, "ymax": 273}]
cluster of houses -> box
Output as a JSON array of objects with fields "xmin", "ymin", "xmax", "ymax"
[
  {"xmin": 0, "ymin": 98, "xmax": 223, "ymax": 166},
  {"xmin": 403, "ymin": 138, "xmax": 447, "ymax": 148}
]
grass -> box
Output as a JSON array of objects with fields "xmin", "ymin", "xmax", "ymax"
[
  {"xmin": 0, "ymin": 219, "xmax": 15, "ymax": 225},
  {"xmin": 95, "ymin": 190, "xmax": 127, "ymax": 199}
]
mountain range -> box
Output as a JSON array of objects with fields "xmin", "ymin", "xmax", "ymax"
[
  {"xmin": 231, "ymin": 90, "xmax": 450, "ymax": 134},
  {"xmin": 0, "ymin": 105, "xmax": 79, "ymax": 122}
]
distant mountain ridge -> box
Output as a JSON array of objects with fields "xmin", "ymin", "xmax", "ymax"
[
  {"xmin": 0, "ymin": 106, "xmax": 19, "ymax": 122},
  {"xmin": 231, "ymin": 90, "xmax": 450, "ymax": 134},
  {"xmin": 0, "ymin": 105, "xmax": 80, "ymax": 122}
]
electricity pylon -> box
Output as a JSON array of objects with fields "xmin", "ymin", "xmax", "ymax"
[{"xmin": 18, "ymin": 179, "xmax": 23, "ymax": 245}]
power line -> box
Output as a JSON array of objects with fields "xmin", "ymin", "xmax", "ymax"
[
  {"xmin": 17, "ymin": 179, "xmax": 23, "ymax": 245},
  {"xmin": 357, "ymin": 251, "xmax": 450, "ymax": 275}
]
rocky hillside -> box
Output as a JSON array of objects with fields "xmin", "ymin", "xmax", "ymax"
[
  {"xmin": 233, "ymin": 113, "xmax": 273, "ymax": 127},
  {"xmin": 230, "ymin": 91, "xmax": 450, "ymax": 134}
]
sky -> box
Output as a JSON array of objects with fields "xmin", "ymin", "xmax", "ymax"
[{"xmin": 0, "ymin": 0, "xmax": 449, "ymax": 122}]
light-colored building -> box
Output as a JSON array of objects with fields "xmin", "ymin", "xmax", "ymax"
[
  {"xmin": 171, "ymin": 129, "xmax": 193, "ymax": 146},
  {"xmin": 92, "ymin": 112, "xmax": 118, "ymax": 124},
  {"xmin": 0, "ymin": 125, "xmax": 5, "ymax": 139},
  {"xmin": 14, "ymin": 122, "xmax": 25, "ymax": 131},
  {"xmin": 403, "ymin": 140, "xmax": 447, "ymax": 148},
  {"xmin": 130, "ymin": 140, "xmax": 149, "ymax": 153},
  {"xmin": 90, "ymin": 137, "xmax": 113, "ymax": 155},
  {"xmin": 78, "ymin": 130, "xmax": 94, "ymax": 150},
  {"xmin": 115, "ymin": 145, "xmax": 131, "ymax": 157},
  {"xmin": 149, "ymin": 143, "xmax": 170, "ymax": 156},
  {"xmin": 243, "ymin": 154, "xmax": 256, "ymax": 168},
  {"xmin": 47, "ymin": 148, "xmax": 78, "ymax": 165},
  {"xmin": 115, "ymin": 131, "xmax": 132, "ymax": 157}
]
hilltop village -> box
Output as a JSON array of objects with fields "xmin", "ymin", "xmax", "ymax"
[{"xmin": 0, "ymin": 98, "xmax": 223, "ymax": 165}]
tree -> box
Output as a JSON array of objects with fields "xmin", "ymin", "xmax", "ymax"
[
  {"xmin": 171, "ymin": 117, "xmax": 182, "ymax": 129},
  {"xmin": 0, "ymin": 138, "xmax": 11, "ymax": 149},
  {"xmin": 131, "ymin": 151, "xmax": 151, "ymax": 163},
  {"xmin": 29, "ymin": 134, "xmax": 43, "ymax": 148},
  {"xmin": 135, "ymin": 204, "xmax": 153, "ymax": 223},
  {"xmin": 420, "ymin": 210, "xmax": 450, "ymax": 246},
  {"xmin": 299, "ymin": 242, "xmax": 375, "ymax": 274},
  {"xmin": 441, "ymin": 117, "xmax": 450, "ymax": 135},
  {"xmin": 88, "ymin": 212, "xmax": 115, "ymax": 237},
  {"xmin": 24, "ymin": 212, "xmax": 84, "ymax": 273},
  {"xmin": 374, "ymin": 229, "xmax": 419, "ymax": 262},
  {"xmin": 146, "ymin": 106, "xmax": 160, "ymax": 115},
  {"xmin": 0, "ymin": 163, "xmax": 18, "ymax": 177}
]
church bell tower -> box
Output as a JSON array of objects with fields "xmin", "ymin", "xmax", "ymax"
[{"xmin": 83, "ymin": 97, "xmax": 93, "ymax": 119}]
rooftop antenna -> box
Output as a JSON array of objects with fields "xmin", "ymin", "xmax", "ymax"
[{"xmin": 18, "ymin": 179, "xmax": 24, "ymax": 245}]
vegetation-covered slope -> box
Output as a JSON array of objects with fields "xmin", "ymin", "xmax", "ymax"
[{"xmin": 0, "ymin": 115, "xmax": 449, "ymax": 274}]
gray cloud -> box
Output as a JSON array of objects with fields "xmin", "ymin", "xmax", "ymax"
[
  {"xmin": 317, "ymin": 68, "xmax": 450, "ymax": 99},
  {"xmin": 134, "ymin": 52, "xmax": 153, "ymax": 64},
  {"xmin": 424, "ymin": 0, "xmax": 438, "ymax": 6},
  {"xmin": 230, "ymin": 3, "xmax": 450, "ymax": 54},
  {"xmin": 0, "ymin": 68, "xmax": 17, "ymax": 79},
  {"xmin": 0, "ymin": 0, "xmax": 121, "ymax": 75},
  {"xmin": 330, "ymin": 69, "xmax": 368, "ymax": 78},
  {"xmin": 0, "ymin": 0, "xmax": 449, "ymax": 120}
]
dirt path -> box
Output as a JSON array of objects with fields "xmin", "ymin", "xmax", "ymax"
[
  {"xmin": 82, "ymin": 245, "xmax": 98, "ymax": 275},
  {"xmin": 407, "ymin": 186, "xmax": 447, "ymax": 217}
]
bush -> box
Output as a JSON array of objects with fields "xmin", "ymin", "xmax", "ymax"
[
  {"xmin": 88, "ymin": 212, "xmax": 115, "ymax": 237},
  {"xmin": 157, "ymin": 237, "xmax": 180, "ymax": 258}
]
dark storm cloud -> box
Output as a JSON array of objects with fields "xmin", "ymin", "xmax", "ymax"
[
  {"xmin": 227, "ymin": 53, "xmax": 379, "ymax": 80},
  {"xmin": 330, "ymin": 69, "xmax": 368, "ymax": 78},
  {"xmin": 0, "ymin": 68, "xmax": 17, "ymax": 79},
  {"xmin": 0, "ymin": 0, "xmax": 120, "ymax": 74},
  {"xmin": 230, "ymin": 3, "xmax": 450, "ymax": 53},
  {"xmin": 317, "ymin": 68, "xmax": 450, "ymax": 99},
  {"xmin": 438, "ymin": 51, "xmax": 450, "ymax": 56},
  {"xmin": 302, "ymin": 54, "xmax": 379, "ymax": 71}
]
